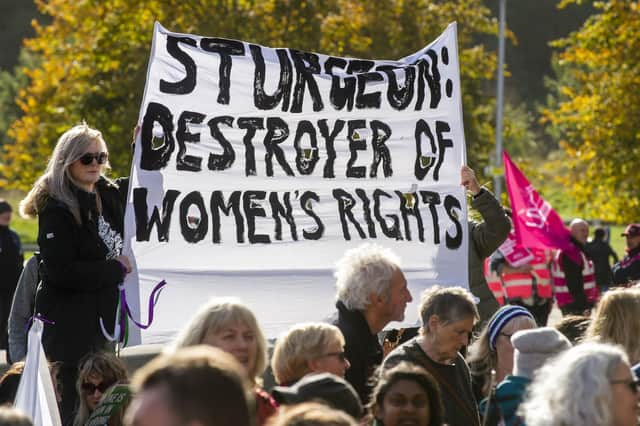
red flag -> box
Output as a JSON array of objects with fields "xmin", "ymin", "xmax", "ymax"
[{"xmin": 503, "ymin": 151, "xmax": 580, "ymax": 262}]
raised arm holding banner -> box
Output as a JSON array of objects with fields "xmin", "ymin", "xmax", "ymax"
[{"xmin": 122, "ymin": 22, "xmax": 470, "ymax": 345}]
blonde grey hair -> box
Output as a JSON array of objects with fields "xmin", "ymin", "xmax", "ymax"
[
  {"xmin": 334, "ymin": 243, "xmax": 401, "ymax": 311},
  {"xmin": 419, "ymin": 286, "xmax": 478, "ymax": 332},
  {"xmin": 521, "ymin": 342, "xmax": 629, "ymax": 426},
  {"xmin": 20, "ymin": 123, "xmax": 111, "ymax": 224},
  {"xmin": 586, "ymin": 288, "xmax": 640, "ymax": 364},
  {"xmin": 271, "ymin": 322, "xmax": 345, "ymax": 385},
  {"xmin": 169, "ymin": 298, "xmax": 267, "ymax": 385}
]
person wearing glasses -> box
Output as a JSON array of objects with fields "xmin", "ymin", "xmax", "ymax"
[
  {"xmin": 271, "ymin": 322, "xmax": 350, "ymax": 386},
  {"xmin": 466, "ymin": 305, "xmax": 537, "ymax": 404},
  {"xmin": 74, "ymin": 351, "xmax": 128, "ymax": 426},
  {"xmin": 521, "ymin": 342, "xmax": 640, "ymax": 426},
  {"xmin": 19, "ymin": 123, "xmax": 132, "ymax": 424}
]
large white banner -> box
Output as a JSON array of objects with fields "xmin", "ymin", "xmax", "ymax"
[{"xmin": 123, "ymin": 22, "xmax": 469, "ymax": 345}]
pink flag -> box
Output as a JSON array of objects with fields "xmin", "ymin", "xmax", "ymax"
[
  {"xmin": 498, "ymin": 229, "xmax": 534, "ymax": 268},
  {"xmin": 503, "ymin": 151, "xmax": 580, "ymax": 262}
]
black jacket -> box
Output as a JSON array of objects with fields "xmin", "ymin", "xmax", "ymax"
[
  {"xmin": 330, "ymin": 301, "xmax": 381, "ymax": 404},
  {"xmin": 585, "ymin": 239, "xmax": 618, "ymax": 287},
  {"xmin": 383, "ymin": 338, "xmax": 480, "ymax": 426},
  {"xmin": 468, "ymin": 188, "xmax": 511, "ymax": 323},
  {"xmin": 560, "ymin": 238, "xmax": 593, "ymax": 313},
  {"xmin": 35, "ymin": 177, "xmax": 127, "ymax": 362},
  {"xmin": 0, "ymin": 226, "xmax": 23, "ymax": 293},
  {"xmin": 612, "ymin": 246, "xmax": 640, "ymax": 286}
]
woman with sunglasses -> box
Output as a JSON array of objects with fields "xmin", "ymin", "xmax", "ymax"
[
  {"xmin": 271, "ymin": 322, "xmax": 351, "ymax": 386},
  {"xmin": 20, "ymin": 123, "xmax": 131, "ymax": 424},
  {"xmin": 74, "ymin": 351, "xmax": 128, "ymax": 426},
  {"xmin": 521, "ymin": 342, "xmax": 640, "ymax": 426}
]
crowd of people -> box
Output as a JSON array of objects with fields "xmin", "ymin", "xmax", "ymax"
[{"xmin": 0, "ymin": 123, "xmax": 638, "ymax": 425}]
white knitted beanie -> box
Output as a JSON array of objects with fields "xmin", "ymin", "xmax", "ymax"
[{"xmin": 512, "ymin": 327, "xmax": 572, "ymax": 379}]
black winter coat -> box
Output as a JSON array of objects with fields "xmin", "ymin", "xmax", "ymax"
[
  {"xmin": 35, "ymin": 177, "xmax": 127, "ymax": 363},
  {"xmin": 0, "ymin": 226, "xmax": 23, "ymax": 294},
  {"xmin": 330, "ymin": 301, "xmax": 381, "ymax": 404}
]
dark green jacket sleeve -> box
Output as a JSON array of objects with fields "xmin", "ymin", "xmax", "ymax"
[
  {"xmin": 469, "ymin": 189, "xmax": 511, "ymax": 259},
  {"xmin": 468, "ymin": 188, "xmax": 510, "ymax": 322}
]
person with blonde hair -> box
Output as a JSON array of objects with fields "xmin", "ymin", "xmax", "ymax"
[
  {"xmin": 169, "ymin": 298, "xmax": 277, "ymax": 425},
  {"xmin": 383, "ymin": 286, "xmax": 480, "ymax": 426},
  {"xmin": 467, "ymin": 305, "xmax": 537, "ymax": 401},
  {"xmin": 125, "ymin": 345, "xmax": 253, "ymax": 426},
  {"xmin": 272, "ymin": 323, "xmax": 350, "ymax": 386},
  {"xmin": 586, "ymin": 288, "xmax": 640, "ymax": 363},
  {"xmin": 19, "ymin": 123, "xmax": 131, "ymax": 423},
  {"xmin": 521, "ymin": 342, "xmax": 639, "ymax": 426},
  {"xmin": 74, "ymin": 351, "xmax": 129, "ymax": 426}
]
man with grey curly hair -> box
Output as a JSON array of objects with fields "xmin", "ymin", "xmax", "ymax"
[{"xmin": 329, "ymin": 243, "xmax": 412, "ymax": 403}]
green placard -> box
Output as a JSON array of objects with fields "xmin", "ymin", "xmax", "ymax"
[{"xmin": 85, "ymin": 384, "xmax": 132, "ymax": 426}]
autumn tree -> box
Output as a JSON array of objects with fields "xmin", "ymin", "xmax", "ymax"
[
  {"xmin": 543, "ymin": 0, "xmax": 640, "ymax": 223},
  {"xmin": 3, "ymin": 0, "xmax": 500, "ymax": 189},
  {"xmin": 0, "ymin": 49, "xmax": 37, "ymax": 150}
]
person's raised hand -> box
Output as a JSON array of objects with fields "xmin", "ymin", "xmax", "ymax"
[{"xmin": 461, "ymin": 165, "xmax": 481, "ymax": 196}]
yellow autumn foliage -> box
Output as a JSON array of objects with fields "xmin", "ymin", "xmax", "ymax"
[
  {"xmin": 544, "ymin": 0, "xmax": 640, "ymax": 223},
  {"xmin": 3, "ymin": 0, "xmax": 498, "ymax": 190}
]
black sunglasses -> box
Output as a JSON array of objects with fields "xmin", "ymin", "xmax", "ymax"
[
  {"xmin": 81, "ymin": 380, "xmax": 115, "ymax": 394},
  {"xmin": 79, "ymin": 152, "xmax": 108, "ymax": 165},
  {"xmin": 321, "ymin": 351, "xmax": 348, "ymax": 362},
  {"xmin": 611, "ymin": 378, "xmax": 640, "ymax": 394}
]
